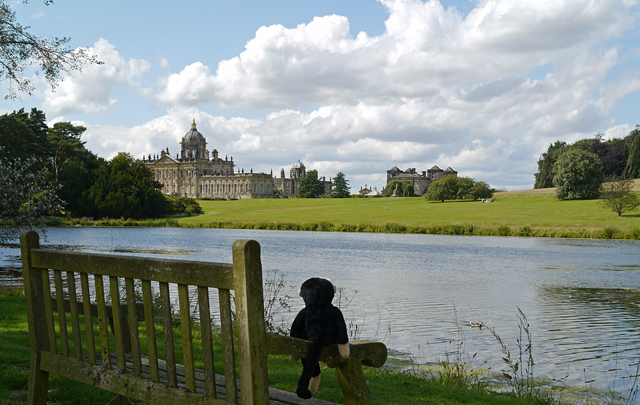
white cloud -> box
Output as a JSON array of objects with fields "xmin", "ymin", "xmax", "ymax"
[
  {"xmin": 37, "ymin": 0, "xmax": 640, "ymax": 191},
  {"xmin": 42, "ymin": 39, "xmax": 152, "ymax": 115},
  {"xmin": 156, "ymin": 0, "xmax": 638, "ymax": 111}
]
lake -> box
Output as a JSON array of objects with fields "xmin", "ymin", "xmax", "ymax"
[{"xmin": 2, "ymin": 227, "xmax": 640, "ymax": 393}]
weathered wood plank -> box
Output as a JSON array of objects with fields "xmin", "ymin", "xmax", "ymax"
[
  {"xmin": 197, "ymin": 286, "xmax": 216, "ymax": 398},
  {"xmin": 80, "ymin": 273, "xmax": 96, "ymax": 365},
  {"xmin": 40, "ymin": 352, "xmax": 228, "ymax": 405},
  {"xmin": 266, "ymin": 335, "xmax": 387, "ymax": 367},
  {"xmin": 53, "ymin": 270, "xmax": 69, "ymax": 358},
  {"xmin": 20, "ymin": 230, "xmax": 50, "ymax": 405},
  {"xmin": 66, "ymin": 271, "xmax": 83, "ymax": 361},
  {"xmin": 125, "ymin": 278, "xmax": 142, "ymax": 376},
  {"xmin": 160, "ymin": 281, "xmax": 177, "ymax": 387},
  {"xmin": 109, "ymin": 276, "xmax": 126, "ymax": 371},
  {"xmin": 142, "ymin": 279, "xmax": 160, "ymax": 382},
  {"xmin": 94, "ymin": 274, "xmax": 111, "ymax": 370},
  {"xmin": 30, "ymin": 249, "xmax": 234, "ymax": 289},
  {"xmin": 233, "ymin": 239, "xmax": 269, "ymax": 405},
  {"xmin": 178, "ymin": 284, "xmax": 196, "ymax": 393},
  {"xmin": 42, "ymin": 269, "xmax": 57, "ymax": 356},
  {"xmin": 218, "ymin": 288, "xmax": 237, "ymax": 404}
]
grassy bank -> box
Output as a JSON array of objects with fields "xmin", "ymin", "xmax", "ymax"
[
  {"xmin": 0, "ymin": 290, "xmax": 558, "ymax": 405},
  {"xmin": 48, "ymin": 185, "xmax": 640, "ymax": 240}
]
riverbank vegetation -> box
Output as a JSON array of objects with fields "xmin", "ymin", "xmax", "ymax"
[{"xmin": 0, "ymin": 288, "xmax": 568, "ymax": 405}]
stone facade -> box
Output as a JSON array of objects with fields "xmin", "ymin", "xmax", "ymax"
[
  {"xmin": 272, "ymin": 160, "xmax": 331, "ymax": 197},
  {"xmin": 143, "ymin": 120, "xmax": 330, "ymax": 199},
  {"xmin": 386, "ymin": 165, "xmax": 457, "ymax": 196}
]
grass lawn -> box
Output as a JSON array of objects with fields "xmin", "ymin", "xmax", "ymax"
[{"xmin": 170, "ymin": 186, "xmax": 640, "ymax": 239}]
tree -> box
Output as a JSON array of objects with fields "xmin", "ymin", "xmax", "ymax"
[
  {"xmin": 470, "ymin": 181, "xmax": 494, "ymax": 201},
  {"xmin": 425, "ymin": 175, "xmax": 460, "ymax": 202},
  {"xmin": 0, "ymin": 1, "xmax": 101, "ymax": 99},
  {"xmin": 47, "ymin": 121, "xmax": 87, "ymax": 182},
  {"xmin": 534, "ymin": 141, "xmax": 567, "ymax": 188},
  {"xmin": 599, "ymin": 176, "xmax": 639, "ymax": 216},
  {"xmin": 330, "ymin": 172, "xmax": 350, "ymax": 198},
  {"xmin": 0, "ymin": 156, "xmax": 63, "ymax": 243},
  {"xmin": 552, "ymin": 149, "xmax": 603, "ymax": 199},
  {"xmin": 383, "ymin": 179, "xmax": 415, "ymax": 197},
  {"xmin": 0, "ymin": 108, "xmax": 49, "ymax": 163},
  {"xmin": 78, "ymin": 153, "xmax": 169, "ymax": 219},
  {"xmin": 298, "ymin": 170, "xmax": 324, "ymax": 198},
  {"xmin": 624, "ymin": 126, "xmax": 640, "ymax": 179}
]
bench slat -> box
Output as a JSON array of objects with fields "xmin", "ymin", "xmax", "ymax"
[
  {"xmin": 178, "ymin": 283, "xmax": 196, "ymax": 393},
  {"xmin": 95, "ymin": 274, "xmax": 111, "ymax": 370},
  {"xmin": 66, "ymin": 271, "xmax": 83, "ymax": 361},
  {"xmin": 125, "ymin": 277, "xmax": 142, "ymax": 376},
  {"xmin": 159, "ymin": 281, "xmax": 177, "ymax": 388},
  {"xmin": 42, "ymin": 269, "xmax": 57, "ymax": 356},
  {"xmin": 53, "ymin": 270, "xmax": 69, "ymax": 358},
  {"xmin": 219, "ymin": 288, "xmax": 237, "ymax": 404},
  {"xmin": 30, "ymin": 249, "xmax": 234, "ymax": 289},
  {"xmin": 109, "ymin": 276, "xmax": 126, "ymax": 371},
  {"xmin": 197, "ymin": 286, "xmax": 217, "ymax": 398},
  {"xmin": 40, "ymin": 352, "xmax": 228, "ymax": 405},
  {"xmin": 80, "ymin": 273, "xmax": 96, "ymax": 365},
  {"xmin": 142, "ymin": 279, "xmax": 160, "ymax": 382}
]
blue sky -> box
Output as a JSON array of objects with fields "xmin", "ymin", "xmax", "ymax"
[{"xmin": 2, "ymin": 0, "xmax": 640, "ymax": 191}]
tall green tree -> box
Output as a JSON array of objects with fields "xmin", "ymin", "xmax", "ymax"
[
  {"xmin": 79, "ymin": 153, "xmax": 168, "ymax": 219},
  {"xmin": 0, "ymin": 108, "xmax": 49, "ymax": 163},
  {"xmin": 624, "ymin": 127, "xmax": 640, "ymax": 179},
  {"xmin": 298, "ymin": 170, "xmax": 325, "ymax": 198},
  {"xmin": 330, "ymin": 172, "xmax": 350, "ymax": 198},
  {"xmin": 47, "ymin": 122, "xmax": 87, "ymax": 182},
  {"xmin": 0, "ymin": 1, "xmax": 101, "ymax": 99},
  {"xmin": 534, "ymin": 141, "xmax": 567, "ymax": 188},
  {"xmin": 552, "ymin": 149, "xmax": 603, "ymax": 199}
]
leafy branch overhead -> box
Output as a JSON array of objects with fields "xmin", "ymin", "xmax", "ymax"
[{"xmin": 0, "ymin": 0, "xmax": 102, "ymax": 99}]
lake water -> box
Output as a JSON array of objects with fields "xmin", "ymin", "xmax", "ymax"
[{"xmin": 2, "ymin": 227, "xmax": 640, "ymax": 393}]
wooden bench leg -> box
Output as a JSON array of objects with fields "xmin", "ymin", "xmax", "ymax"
[
  {"xmin": 27, "ymin": 352, "xmax": 49, "ymax": 405},
  {"xmin": 336, "ymin": 359, "xmax": 371, "ymax": 405}
]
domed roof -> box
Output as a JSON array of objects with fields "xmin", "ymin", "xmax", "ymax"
[
  {"xmin": 182, "ymin": 119, "xmax": 205, "ymax": 143},
  {"xmin": 293, "ymin": 159, "xmax": 305, "ymax": 169}
]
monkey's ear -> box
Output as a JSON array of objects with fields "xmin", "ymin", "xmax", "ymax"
[
  {"xmin": 333, "ymin": 284, "xmax": 336, "ymax": 294},
  {"xmin": 298, "ymin": 288, "xmax": 302, "ymax": 297}
]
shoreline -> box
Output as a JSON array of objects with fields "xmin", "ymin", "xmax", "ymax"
[{"xmin": 46, "ymin": 218, "xmax": 640, "ymax": 240}]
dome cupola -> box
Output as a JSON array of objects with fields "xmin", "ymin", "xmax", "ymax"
[{"xmin": 180, "ymin": 119, "xmax": 207, "ymax": 161}]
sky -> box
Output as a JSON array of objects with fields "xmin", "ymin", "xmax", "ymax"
[{"xmin": 2, "ymin": 0, "xmax": 640, "ymax": 191}]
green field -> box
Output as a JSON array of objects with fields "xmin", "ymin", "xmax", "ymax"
[{"xmin": 171, "ymin": 187, "xmax": 640, "ymax": 240}]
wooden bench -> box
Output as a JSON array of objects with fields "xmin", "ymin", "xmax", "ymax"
[{"xmin": 20, "ymin": 230, "xmax": 387, "ymax": 405}]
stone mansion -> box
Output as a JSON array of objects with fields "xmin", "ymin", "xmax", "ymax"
[
  {"xmin": 142, "ymin": 120, "xmax": 331, "ymax": 199},
  {"xmin": 386, "ymin": 165, "xmax": 457, "ymax": 196}
]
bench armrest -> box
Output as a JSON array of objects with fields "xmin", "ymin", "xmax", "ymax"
[{"xmin": 266, "ymin": 334, "xmax": 387, "ymax": 367}]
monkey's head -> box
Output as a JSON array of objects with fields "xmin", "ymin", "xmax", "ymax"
[{"xmin": 299, "ymin": 277, "xmax": 336, "ymax": 307}]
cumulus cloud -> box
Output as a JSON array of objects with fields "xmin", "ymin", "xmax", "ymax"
[
  {"xmin": 75, "ymin": 0, "xmax": 640, "ymax": 190},
  {"xmin": 42, "ymin": 39, "xmax": 152, "ymax": 115}
]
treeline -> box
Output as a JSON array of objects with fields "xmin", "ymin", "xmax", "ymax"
[
  {"xmin": 0, "ymin": 108, "xmax": 199, "ymax": 220},
  {"xmin": 534, "ymin": 127, "xmax": 640, "ymax": 188}
]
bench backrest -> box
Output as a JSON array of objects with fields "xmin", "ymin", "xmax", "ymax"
[{"xmin": 20, "ymin": 230, "xmax": 269, "ymax": 405}]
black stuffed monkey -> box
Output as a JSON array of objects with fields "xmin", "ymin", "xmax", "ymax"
[{"xmin": 290, "ymin": 277, "xmax": 350, "ymax": 399}]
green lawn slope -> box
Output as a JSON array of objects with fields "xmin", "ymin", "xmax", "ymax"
[{"xmin": 171, "ymin": 185, "xmax": 640, "ymax": 240}]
